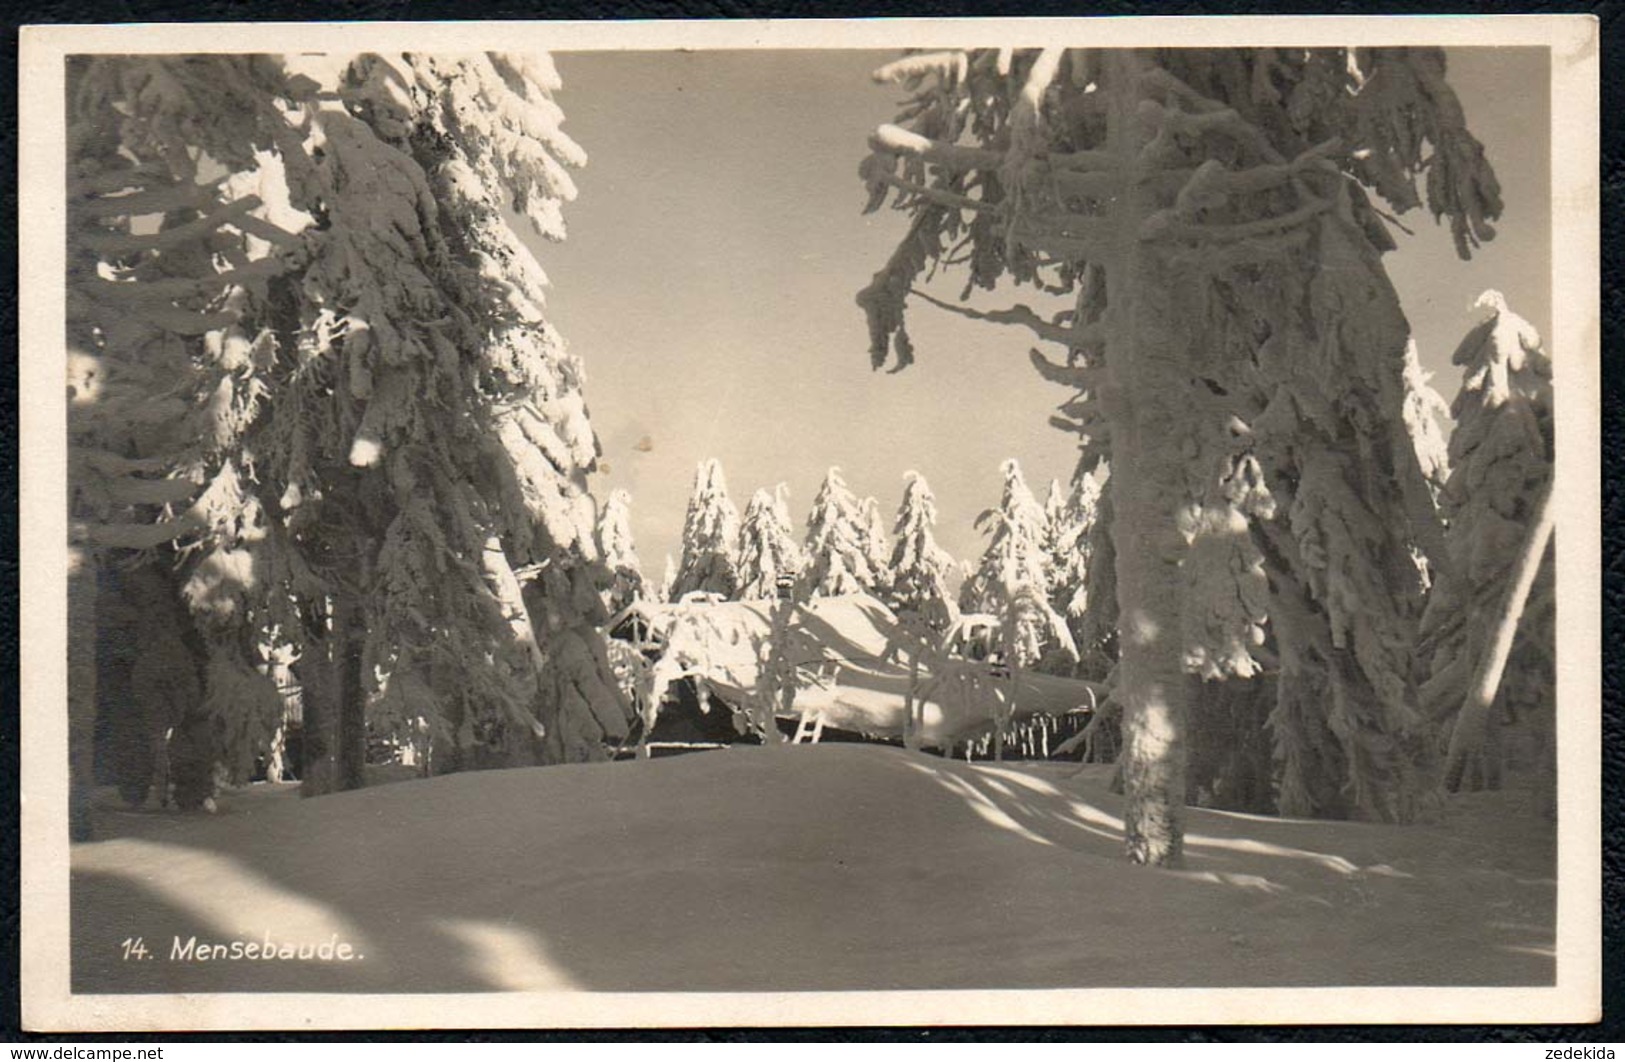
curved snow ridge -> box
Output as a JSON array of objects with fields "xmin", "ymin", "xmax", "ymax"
[{"xmin": 71, "ymin": 744, "xmax": 1554, "ymax": 993}]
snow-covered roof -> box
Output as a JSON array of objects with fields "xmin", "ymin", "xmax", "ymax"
[{"xmin": 606, "ymin": 593, "xmax": 1106, "ymax": 747}]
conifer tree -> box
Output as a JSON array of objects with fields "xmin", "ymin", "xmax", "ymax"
[
  {"xmin": 65, "ymin": 52, "xmax": 633, "ymax": 818},
  {"xmin": 1043, "ymin": 471, "xmax": 1103, "ymax": 639},
  {"xmin": 659, "ymin": 553, "xmax": 678, "ymax": 604},
  {"xmin": 962, "ymin": 459, "xmax": 1075, "ymax": 667},
  {"xmin": 1073, "ymin": 483, "xmax": 1120, "ymax": 680},
  {"xmin": 736, "ymin": 484, "xmax": 804, "ymax": 600},
  {"xmin": 66, "ymin": 55, "xmax": 319, "ymax": 816},
  {"xmin": 1419, "ymin": 291, "xmax": 1553, "ymax": 790},
  {"xmin": 1180, "ymin": 452, "xmax": 1274, "ymax": 683},
  {"xmin": 597, "ymin": 488, "xmax": 645, "ymax": 614},
  {"xmin": 887, "ymin": 470, "xmax": 959, "ymax": 751},
  {"xmin": 887, "ymin": 471, "xmax": 957, "ymax": 620},
  {"xmin": 1403, "ymin": 339, "xmax": 1455, "ymax": 513},
  {"xmin": 857, "ymin": 47, "xmax": 1499, "ymax": 862},
  {"xmin": 1043, "ymin": 479, "xmax": 1069, "ymax": 573},
  {"xmin": 799, "ymin": 467, "xmax": 879, "ymax": 598},
  {"xmin": 672, "ymin": 458, "xmax": 741, "ymax": 600},
  {"xmin": 333, "ymin": 52, "xmax": 627, "ymax": 770},
  {"xmin": 858, "ymin": 496, "xmax": 894, "ymax": 598}
]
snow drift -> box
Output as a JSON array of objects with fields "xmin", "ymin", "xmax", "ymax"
[{"xmin": 72, "ymin": 744, "xmax": 1554, "ymax": 994}]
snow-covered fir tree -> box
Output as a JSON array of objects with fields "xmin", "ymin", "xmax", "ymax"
[
  {"xmin": 1073, "ymin": 480, "xmax": 1120, "ymax": 680},
  {"xmin": 1396, "ymin": 337, "xmax": 1456, "ymax": 592},
  {"xmin": 64, "ymin": 52, "xmax": 634, "ymax": 819},
  {"xmin": 859, "ymin": 47, "xmax": 1500, "ymax": 861},
  {"xmin": 962, "ymin": 459, "xmax": 1049, "ymax": 619},
  {"xmin": 278, "ymin": 52, "xmax": 628, "ymax": 773},
  {"xmin": 962, "ymin": 459, "xmax": 1075, "ymax": 667},
  {"xmin": 884, "ymin": 470, "xmax": 957, "ymax": 751},
  {"xmin": 1418, "ymin": 291, "xmax": 1554, "ymax": 790},
  {"xmin": 1402, "ymin": 339, "xmax": 1455, "ymax": 512},
  {"xmin": 596, "ymin": 489, "xmax": 645, "ymax": 614},
  {"xmin": 857, "ymin": 496, "xmax": 894, "ymax": 598},
  {"xmin": 1179, "ymin": 452, "xmax": 1274, "ymax": 682},
  {"xmin": 672, "ymin": 458, "xmax": 741, "ymax": 600},
  {"xmin": 658, "ymin": 553, "xmax": 678, "ymax": 604},
  {"xmin": 1043, "ymin": 479, "xmax": 1069, "ymax": 563},
  {"xmin": 64, "ymin": 56, "xmax": 293, "ymax": 820},
  {"xmin": 736, "ymin": 484, "xmax": 804, "ymax": 600},
  {"xmin": 799, "ymin": 467, "xmax": 880, "ymax": 598},
  {"xmin": 1043, "ymin": 471, "xmax": 1102, "ymax": 628},
  {"xmin": 886, "ymin": 470, "xmax": 957, "ymax": 621}
]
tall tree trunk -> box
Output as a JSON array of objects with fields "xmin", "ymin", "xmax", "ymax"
[
  {"xmin": 479, "ymin": 534, "xmax": 548, "ymax": 767},
  {"xmin": 1112, "ymin": 448, "xmax": 1193, "ymax": 866},
  {"xmin": 1444, "ymin": 481, "xmax": 1556, "ymax": 791},
  {"xmin": 334, "ymin": 592, "xmax": 368, "ymax": 791},
  {"xmin": 997, "ymin": 622, "xmax": 1018, "ymax": 763},
  {"xmin": 67, "ymin": 547, "xmax": 98, "ymax": 841},
  {"xmin": 1105, "ymin": 51, "xmax": 1192, "ymax": 867},
  {"xmin": 296, "ymin": 593, "xmax": 369, "ymax": 795},
  {"xmin": 903, "ymin": 655, "xmax": 922, "ymax": 751},
  {"xmin": 298, "ymin": 624, "xmax": 338, "ymax": 797}
]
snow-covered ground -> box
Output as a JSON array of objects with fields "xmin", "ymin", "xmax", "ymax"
[{"xmin": 71, "ymin": 744, "xmax": 1554, "ymax": 994}]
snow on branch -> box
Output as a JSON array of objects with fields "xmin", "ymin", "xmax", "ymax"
[
  {"xmin": 79, "ymin": 195, "xmax": 265, "ymax": 257},
  {"xmin": 1142, "ymin": 192, "xmax": 1335, "ymax": 244},
  {"xmin": 870, "ymin": 124, "xmax": 1004, "ymax": 171},
  {"xmin": 1169, "ymin": 143, "xmax": 1341, "ymax": 219},
  {"xmin": 908, "ymin": 288, "xmax": 1104, "ymax": 350},
  {"xmin": 856, "ymin": 205, "xmax": 951, "ymax": 372},
  {"xmin": 1027, "ymin": 347, "xmax": 1104, "ymax": 390},
  {"xmin": 872, "ymin": 51, "xmax": 969, "ymax": 86},
  {"xmin": 864, "ymin": 170, "xmax": 1001, "ymax": 215}
]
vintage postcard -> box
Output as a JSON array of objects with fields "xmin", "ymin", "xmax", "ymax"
[{"xmin": 18, "ymin": 16, "xmax": 1600, "ymax": 1031}]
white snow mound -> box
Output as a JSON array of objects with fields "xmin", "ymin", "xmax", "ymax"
[{"xmin": 72, "ymin": 744, "xmax": 1554, "ymax": 994}]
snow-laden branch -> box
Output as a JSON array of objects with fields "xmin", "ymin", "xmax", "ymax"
[
  {"xmin": 1141, "ymin": 193, "xmax": 1334, "ymax": 244},
  {"xmin": 870, "ymin": 124, "xmax": 1004, "ymax": 171},
  {"xmin": 80, "ymin": 195, "xmax": 265, "ymax": 257},
  {"xmin": 864, "ymin": 170, "xmax": 1000, "ymax": 215},
  {"xmin": 68, "ymin": 163, "xmax": 177, "ymax": 197},
  {"xmin": 1050, "ymin": 168, "xmax": 1124, "ymax": 198},
  {"xmin": 1137, "ymin": 65, "xmax": 1229, "ymax": 116},
  {"xmin": 1046, "ymin": 149, "xmax": 1119, "ymax": 174},
  {"xmin": 1012, "ymin": 48, "xmax": 1065, "ymax": 142},
  {"xmin": 81, "ymin": 296, "xmax": 240, "ymax": 337},
  {"xmin": 74, "ymin": 176, "xmax": 226, "ymax": 219},
  {"xmin": 71, "ymin": 512, "xmax": 206, "ymax": 550},
  {"xmin": 1028, "ymin": 347, "xmax": 1105, "ymax": 391},
  {"xmin": 75, "ymin": 448, "xmax": 174, "ymax": 476},
  {"xmin": 1006, "ymin": 220, "xmax": 1112, "ymax": 265},
  {"xmin": 87, "ymin": 474, "xmax": 203, "ymax": 506},
  {"xmin": 1138, "ymin": 91, "xmax": 1289, "ymax": 170},
  {"xmin": 908, "ymin": 288, "xmax": 1105, "ymax": 349},
  {"xmin": 230, "ymin": 214, "xmax": 305, "ymax": 248},
  {"xmin": 872, "ymin": 51, "xmax": 968, "ymax": 86},
  {"xmin": 1170, "ymin": 142, "xmax": 1340, "ymax": 218},
  {"xmin": 87, "ymin": 257, "xmax": 287, "ymax": 303}
]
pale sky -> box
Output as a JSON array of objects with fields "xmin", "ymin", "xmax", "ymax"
[{"xmin": 530, "ymin": 48, "xmax": 1551, "ymax": 569}]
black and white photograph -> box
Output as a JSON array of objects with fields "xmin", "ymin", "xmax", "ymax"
[{"xmin": 17, "ymin": 16, "xmax": 1601, "ymax": 1031}]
